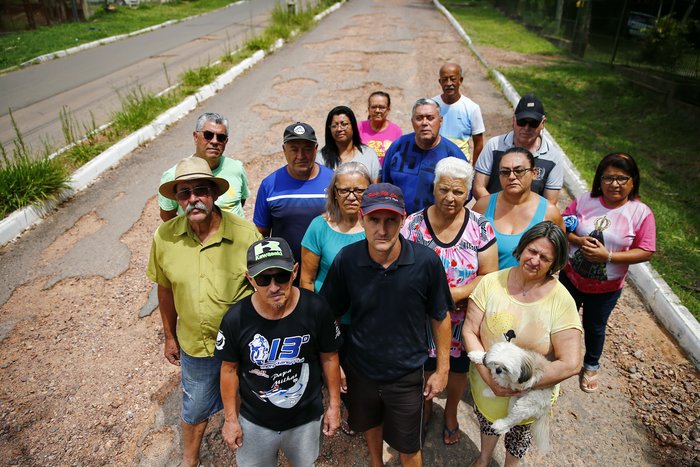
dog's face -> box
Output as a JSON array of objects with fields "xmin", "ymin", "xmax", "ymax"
[{"xmin": 483, "ymin": 342, "xmax": 537, "ymax": 390}]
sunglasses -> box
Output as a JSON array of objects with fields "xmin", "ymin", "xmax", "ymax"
[
  {"xmin": 175, "ymin": 185, "xmax": 212, "ymax": 201},
  {"xmin": 516, "ymin": 118, "xmax": 541, "ymax": 129},
  {"xmin": 498, "ymin": 167, "xmax": 531, "ymax": 178},
  {"xmin": 200, "ymin": 130, "xmax": 228, "ymax": 143},
  {"xmin": 253, "ymin": 270, "xmax": 293, "ymax": 287}
]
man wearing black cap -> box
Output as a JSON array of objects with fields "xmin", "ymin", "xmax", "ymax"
[
  {"xmin": 472, "ymin": 93, "xmax": 564, "ymax": 204},
  {"xmin": 254, "ymin": 122, "xmax": 334, "ymax": 280},
  {"xmin": 216, "ymin": 237, "xmax": 341, "ymax": 467},
  {"xmin": 320, "ymin": 183, "xmax": 453, "ymax": 467}
]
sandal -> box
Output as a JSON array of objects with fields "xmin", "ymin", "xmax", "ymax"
[
  {"xmin": 580, "ymin": 369, "xmax": 599, "ymax": 393},
  {"xmin": 443, "ymin": 424, "xmax": 460, "ymax": 445}
]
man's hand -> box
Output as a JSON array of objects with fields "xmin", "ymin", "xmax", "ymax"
[
  {"xmin": 339, "ymin": 366, "xmax": 347, "ymax": 394},
  {"xmin": 163, "ymin": 336, "xmax": 180, "ymax": 366},
  {"xmin": 323, "ymin": 404, "xmax": 340, "ymax": 436},
  {"xmin": 423, "ymin": 370, "xmax": 448, "ymax": 400},
  {"xmin": 222, "ymin": 419, "xmax": 243, "ymax": 450}
]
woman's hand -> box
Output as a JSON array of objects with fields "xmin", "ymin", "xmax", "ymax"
[
  {"xmin": 579, "ymin": 236, "xmax": 609, "ymax": 263},
  {"xmin": 474, "ymin": 363, "xmax": 523, "ymax": 397}
]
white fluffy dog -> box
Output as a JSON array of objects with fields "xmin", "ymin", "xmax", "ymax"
[{"xmin": 468, "ymin": 341, "xmax": 551, "ymax": 452}]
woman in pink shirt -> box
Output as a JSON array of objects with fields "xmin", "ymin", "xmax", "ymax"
[
  {"xmin": 559, "ymin": 153, "xmax": 656, "ymax": 393},
  {"xmin": 358, "ymin": 91, "xmax": 403, "ymax": 167}
]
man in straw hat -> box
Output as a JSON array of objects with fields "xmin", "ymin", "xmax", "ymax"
[
  {"xmin": 321, "ymin": 183, "xmax": 453, "ymax": 467},
  {"xmin": 147, "ymin": 156, "xmax": 261, "ymax": 467},
  {"xmin": 215, "ymin": 237, "xmax": 341, "ymax": 466}
]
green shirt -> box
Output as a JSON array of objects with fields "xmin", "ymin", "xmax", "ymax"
[
  {"xmin": 146, "ymin": 211, "xmax": 262, "ymax": 357},
  {"xmin": 158, "ymin": 156, "xmax": 249, "ymax": 217}
]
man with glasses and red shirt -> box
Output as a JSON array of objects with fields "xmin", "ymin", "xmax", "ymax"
[
  {"xmin": 216, "ymin": 237, "xmax": 341, "ymax": 466},
  {"xmin": 472, "ymin": 93, "xmax": 564, "ymax": 204},
  {"xmin": 158, "ymin": 112, "xmax": 250, "ymax": 221},
  {"xmin": 147, "ymin": 156, "xmax": 261, "ymax": 467}
]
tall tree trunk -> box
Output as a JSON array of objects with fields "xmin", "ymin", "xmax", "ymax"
[
  {"xmin": 571, "ymin": 0, "xmax": 592, "ymax": 58},
  {"xmin": 22, "ymin": 0, "xmax": 37, "ymax": 29},
  {"xmin": 554, "ymin": 0, "xmax": 565, "ymax": 36},
  {"xmin": 682, "ymin": 0, "xmax": 696, "ymax": 23}
]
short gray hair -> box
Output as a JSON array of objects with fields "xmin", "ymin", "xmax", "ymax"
[
  {"xmin": 411, "ymin": 98, "xmax": 440, "ymax": 116},
  {"xmin": 325, "ymin": 162, "xmax": 372, "ymax": 224},
  {"xmin": 514, "ymin": 221, "xmax": 568, "ymax": 276},
  {"xmin": 195, "ymin": 112, "xmax": 229, "ymax": 133},
  {"xmin": 434, "ymin": 157, "xmax": 474, "ymax": 189}
]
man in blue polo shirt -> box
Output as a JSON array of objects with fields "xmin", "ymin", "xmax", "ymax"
[
  {"xmin": 254, "ymin": 122, "xmax": 333, "ymax": 278},
  {"xmin": 381, "ymin": 98, "xmax": 467, "ymax": 214},
  {"xmin": 320, "ymin": 183, "xmax": 453, "ymax": 467}
]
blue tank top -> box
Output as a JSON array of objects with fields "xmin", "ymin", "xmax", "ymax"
[{"xmin": 485, "ymin": 193, "xmax": 548, "ymax": 269}]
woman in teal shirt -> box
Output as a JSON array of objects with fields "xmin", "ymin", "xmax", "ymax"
[{"xmin": 473, "ymin": 147, "xmax": 563, "ymax": 269}]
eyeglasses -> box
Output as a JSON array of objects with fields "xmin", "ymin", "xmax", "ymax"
[
  {"xmin": 330, "ymin": 121, "xmax": 350, "ymax": 130},
  {"xmin": 199, "ymin": 130, "xmax": 228, "ymax": 143},
  {"xmin": 498, "ymin": 167, "xmax": 531, "ymax": 178},
  {"xmin": 601, "ymin": 175, "xmax": 631, "ymax": 185},
  {"xmin": 516, "ymin": 118, "xmax": 541, "ymax": 129},
  {"xmin": 253, "ymin": 270, "xmax": 293, "ymax": 287},
  {"xmin": 175, "ymin": 185, "xmax": 212, "ymax": 201},
  {"xmin": 369, "ymin": 105, "xmax": 388, "ymax": 111},
  {"xmin": 336, "ymin": 187, "xmax": 366, "ymax": 197}
]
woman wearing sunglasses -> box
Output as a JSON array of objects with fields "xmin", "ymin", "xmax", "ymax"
[
  {"xmin": 316, "ymin": 106, "xmax": 381, "ymax": 183},
  {"xmin": 300, "ymin": 162, "xmax": 372, "ymax": 434},
  {"xmin": 559, "ymin": 153, "xmax": 656, "ymax": 393},
  {"xmin": 473, "ymin": 147, "xmax": 564, "ymax": 269}
]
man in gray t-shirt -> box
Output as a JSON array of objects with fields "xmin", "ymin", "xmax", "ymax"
[{"xmin": 473, "ymin": 93, "xmax": 563, "ymax": 204}]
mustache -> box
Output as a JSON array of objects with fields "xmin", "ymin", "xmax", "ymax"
[{"xmin": 184, "ymin": 201, "xmax": 209, "ymax": 215}]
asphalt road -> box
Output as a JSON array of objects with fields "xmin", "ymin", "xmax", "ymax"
[{"xmin": 0, "ymin": 0, "xmax": 278, "ymax": 157}]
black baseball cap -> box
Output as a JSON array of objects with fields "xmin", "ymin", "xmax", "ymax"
[
  {"xmin": 514, "ymin": 93, "xmax": 545, "ymax": 121},
  {"xmin": 360, "ymin": 183, "xmax": 405, "ymax": 216},
  {"xmin": 247, "ymin": 238, "xmax": 295, "ymax": 277},
  {"xmin": 283, "ymin": 122, "xmax": 317, "ymax": 144}
]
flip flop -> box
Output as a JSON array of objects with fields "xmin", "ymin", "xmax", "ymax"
[
  {"xmin": 443, "ymin": 424, "xmax": 460, "ymax": 445},
  {"xmin": 580, "ymin": 369, "xmax": 599, "ymax": 393}
]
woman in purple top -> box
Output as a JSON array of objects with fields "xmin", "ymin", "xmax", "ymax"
[{"xmin": 401, "ymin": 157, "xmax": 498, "ymax": 445}]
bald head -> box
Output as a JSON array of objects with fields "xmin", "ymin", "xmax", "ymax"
[{"xmin": 438, "ymin": 63, "xmax": 464, "ymax": 105}]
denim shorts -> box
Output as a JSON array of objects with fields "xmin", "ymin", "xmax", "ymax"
[{"xmin": 180, "ymin": 350, "xmax": 223, "ymax": 425}]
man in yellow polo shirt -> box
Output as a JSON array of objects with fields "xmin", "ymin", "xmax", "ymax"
[{"xmin": 147, "ymin": 156, "xmax": 261, "ymax": 467}]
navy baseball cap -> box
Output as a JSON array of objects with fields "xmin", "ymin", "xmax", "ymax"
[
  {"xmin": 360, "ymin": 183, "xmax": 405, "ymax": 216},
  {"xmin": 283, "ymin": 122, "xmax": 317, "ymax": 144},
  {"xmin": 514, "ymin": 93, "xmax": 545, "ymax": 121}
]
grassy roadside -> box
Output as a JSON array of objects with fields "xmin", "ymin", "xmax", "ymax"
[
  {"xmin": 0, "ymin": 0, "xmax": 236, "ymax": 70},
  {"xmin": 442, "ymin": 0, "xmax": 700, "ymax": 318},
  {"xmin": 0, "ymin": 0, "xmax": 339, "ymax": 219}
]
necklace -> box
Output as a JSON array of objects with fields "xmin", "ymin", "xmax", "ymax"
[{"xmin": 510, "ymin": 270, "xmax": 545, "ymax": 297}]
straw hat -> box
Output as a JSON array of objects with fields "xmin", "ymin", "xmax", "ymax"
[{"xmin": 158, "ymin": 157, "xmax": 230, "ymax": 200}]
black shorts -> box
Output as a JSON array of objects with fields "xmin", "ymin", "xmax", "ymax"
[
  {"xmin": 423, "ymin": 352, "xmax": 470, "ymax": 374},
  {"xmin": 344, "ymin": 361, "xmax": 424, "ymax": 454}
]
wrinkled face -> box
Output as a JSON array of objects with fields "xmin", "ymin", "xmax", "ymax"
[
  {"xmin": 498, "ymin": 152, "xmax": 533, "ymax": 194},
  {"xmin": 512, "ymin": 115, "xmax": 545, "ymax": 148},
  {"xmin": 360, "ymin": 210, "xmax": 404, "ymax": 255},
  {"xmin": 519, "ymin": 237, "xmax": 556, "ymax": 280},
  {"xmin": 368, "ymin": 95, "xmax": 390, "ymax": 124},
  {"xmin": 283, "ymin": 140, "xmax": 318, "ymax": 180},
  {"xmin": 434, "ymin": 175, "xmax": 469, "ymax": 216},
  {"xmin": 193, "ymin": 121, "xmax": 228, "ymax": 168},
  {"xmin": 175, "ymin": 179, "xmax": 215, "ymax": 224},
  {"xmin": 600, "ymin": 166, "xmax": 633, "ymax": 206},
  {"xmin": 438, "ymin": 64, "xmax": 463, "ymax": 100},
  {"xmin": 335, "ymin": 173, "xmax": 369, "ymax": 217},
  {"xmin": 330, "ymin": 114, "xmax": 353, "ymax": 146},
  {"xmin": 248, "ymin": 265, "xmax": 297, "ymax": 310},
  {"xmin": 412, "ymin": 104, "xmax": 442, "ymax": 148}
]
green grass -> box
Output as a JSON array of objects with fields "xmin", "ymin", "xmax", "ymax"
[
  {"xmin": 443, "ymin": 0, "xmax": 700, "ymax": 317},
  {"xmin": 0, "ymin": 0, "xmax": 234, "ymax": 70},
  {"xmin": 442, "ymin": 0, "xmax": 559, "ymax": 54}
]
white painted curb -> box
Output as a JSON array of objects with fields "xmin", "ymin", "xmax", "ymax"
[
  {"xmin": 433, "ymin": 0, "xmax": 700, "ymax": 370},
  {"xmin": 6, "ymin": 1, "xmax": 245, "ymax": 72},
  {"xmin": 0, "ymin": 2, "xmax": 345, "ymax": 246}
]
